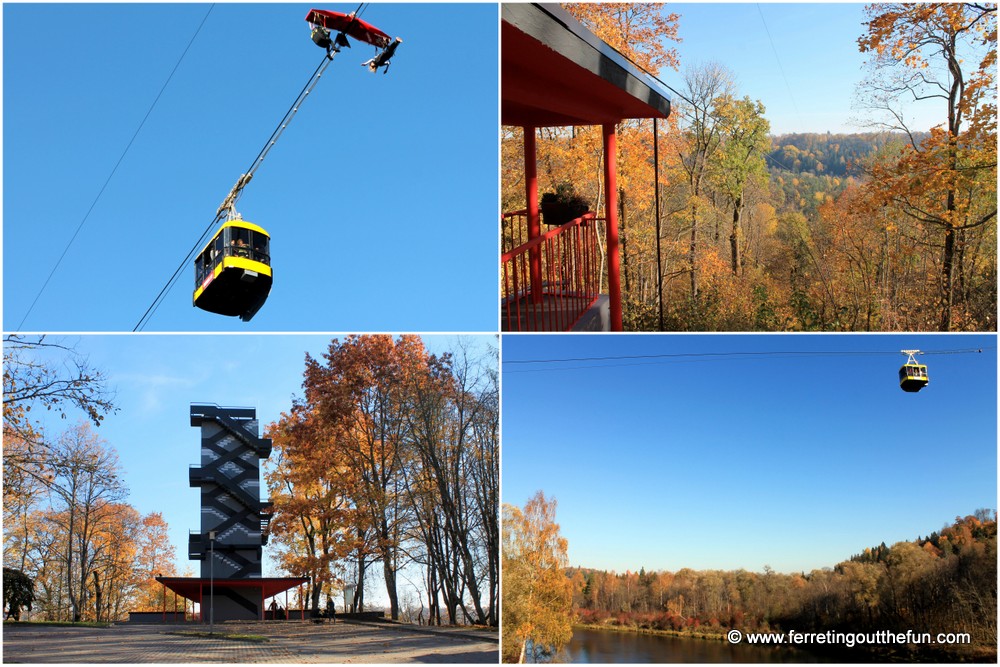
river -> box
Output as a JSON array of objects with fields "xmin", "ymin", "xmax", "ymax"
[{"xmin": 560, "ymin": 627, "xmax": 833, "ymax": 663}]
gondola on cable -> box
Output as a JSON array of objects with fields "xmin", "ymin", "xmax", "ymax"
[
  {"xmin": 193, "ymin": 174, "xmax": 273, "ymax": 322},
  {"xmin": 899, "ymin": 350, "xmax": 929, "ymax": 392},
  {"xmin": 193, "ymin": 219, "xmax": 272, "ymax": 322}
]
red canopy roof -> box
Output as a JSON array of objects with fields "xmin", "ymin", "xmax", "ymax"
[
  {"xmin": 502, "ymin": 4, "xmax": 671, "ymax": 126},
  {"xmin": 156, "ymin": 577, "xmax": 309, "ymax": 603}
]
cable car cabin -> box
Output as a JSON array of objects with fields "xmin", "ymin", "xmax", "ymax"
[
  {"xmin": 193, "ymin": 221, "xmax": 272, "ymax": 321},
  {"xmin": 898, "ymin": 363, "xmax": 929, "ymax": 392}
]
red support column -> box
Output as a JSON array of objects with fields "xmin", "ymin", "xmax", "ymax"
[
  {"xmin": 524, "ymin": 126, "xmax": 543, "ymax": 304},
  {"xmin": 603, "ymin": 123, "xmax": 623, "ymax": 331}
]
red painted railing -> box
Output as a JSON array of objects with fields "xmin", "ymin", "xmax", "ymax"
[
  {"xmin": 501, "ymin": 212, "xmax": 602, "ymax": 331},
  {"xmin": 501, "ymin": 209, "xmax": 530, "ymax": 255}
]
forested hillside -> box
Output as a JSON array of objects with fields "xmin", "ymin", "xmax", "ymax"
[
  {"xmin": 502, "ymin": 3, "xmax": 997, "ymax": 331},
  {"xmin": 767, "ymin": 132, "xmax": 922, "ymax": 178},
  {"xmin": 569, "ymin": 512, "xmax": 997, "ymax": 660}
]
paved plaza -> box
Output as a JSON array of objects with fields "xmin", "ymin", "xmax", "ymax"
[{"xmin": 1, "ymin": 619, "xmax": 499, "ymax": 663}]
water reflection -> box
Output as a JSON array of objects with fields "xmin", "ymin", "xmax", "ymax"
[{"xmin": 562, "ymin": 627, "xmax": 830, "ymax": 663}]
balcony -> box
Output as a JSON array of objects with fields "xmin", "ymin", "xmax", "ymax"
[
  {"xmin": 188, "ymin": 531, "xmax": 205, "ymax": 560},
  {"xmin": 501, "ymin": 210, "xmax": 607, "ymax": 331}
]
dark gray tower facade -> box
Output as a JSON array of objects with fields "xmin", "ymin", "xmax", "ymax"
[{"xmin": 187, "ymin": 404, "xmax": 273, "ymax": 619}]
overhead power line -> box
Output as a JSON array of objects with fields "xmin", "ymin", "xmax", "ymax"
[
  {"xmin": 571, "ymin": 10, "xmax": 799, "ymax": 175},
  {"xmin": 504, "ymin": 347, "xmax": 990, "ymax": 371},
  {"xmin": 756, "ymin": 3, "xmax": 804, "ymax": 130},
  {"xmin": 16, "ymin": 4, "xmax": 216, "ymax": 332}
]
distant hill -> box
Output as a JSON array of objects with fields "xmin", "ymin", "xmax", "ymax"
[
  {"xmin": 766, "ymin": 131, "xmax": 929, "ymax": 178},
  {"xmin": 763, "ymin": 132, "xmax": 931, "ymax": 215}
]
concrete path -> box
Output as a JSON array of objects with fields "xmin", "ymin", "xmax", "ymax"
[{"xmin": 1, "ymin": 619, "xmax": 499, "ymax": 663}]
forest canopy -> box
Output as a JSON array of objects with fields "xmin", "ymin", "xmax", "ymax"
[{"xmin": 569, "ymin": 512, "xmax": 997, "ymax": 661}]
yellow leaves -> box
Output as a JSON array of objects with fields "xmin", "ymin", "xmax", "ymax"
[
  {"xmin": 502, "ymin": 492, "xmax": 573, "ymax": 662},
  {"xmin": 565, "ymin": 3, "xmax": 682, "ymax": 74}
]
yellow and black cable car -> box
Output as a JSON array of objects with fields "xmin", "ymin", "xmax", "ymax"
[
  {"xmin": 193, "ymin": 220, "xmax": 272, "ymax": 322},
  {"xmin": 898, "ymin": 350, "xmax": 928, "ymax": 393}
]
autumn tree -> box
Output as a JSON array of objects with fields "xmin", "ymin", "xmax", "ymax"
[
  {"xmin": 43, "ymin": 422, "xmax": 127, "ymax": 621},
  {"xmin": 711, "ymin": 95, "xmax": 771, "ymax": 275},
  {"xmin": 128, "ymin": 512, "xmax": 178, "ymax": 613},
  {"xmin": 10, "ymin": 503, "xmax": 177, "ymax": 622},
  {"xmin": 466, "ymin": 341, "xmax": 500, "ymax": 626},
  {"xmin": 857, "ymin": 3, "xmax": 997, "ymax": 330},
  {"xmin": 265, "ymin": 405, "xmax": 358, "ymax": 615},
  {"xmin": 3, "ymin": 335, "xmax": 116, "ymax": 510},
  {"xmin": 565, "ymin": 3, "xmax": 680, "ymax": 73},
  {"xmin": 265, "ymin": 336, "xmax": 498, "ymax": 625},
  {"xmin": 403, "ymin": 340, "xmax": 499, "ymax": 626},
  {"xmin": 303, "ymin": 336, "xmax": 432, "ymax": 621},
  {"xmin": 502, "ymin": 492, "xmax": 573, "ymax": 663},
  {"xmin": 675, "ymin": 63, "xmax": 736, "ymax": 300}
]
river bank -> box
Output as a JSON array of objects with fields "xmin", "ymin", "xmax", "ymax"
[{"xmin": 573, "ymin": 622, "xmax": 727, "ymax": 642}]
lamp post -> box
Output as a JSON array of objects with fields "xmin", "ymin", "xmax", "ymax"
[{"xmin": 208, "ymin": 530, "xmax": 216, "ymax": 635}]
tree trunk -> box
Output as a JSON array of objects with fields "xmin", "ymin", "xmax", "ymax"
[
  {"xmin": 92, "ymin": 571, "xmax": 102, "ymax": 623},
  {"xmin": 730, "ymin": 194, "xmax": 743, "ymax": 275},
  {"xmin": 311, "ymin": 577, "xmax": 322, "ymax": 616},
  {"xmin": 620, "ymin": 189, "xmax": 629, "ymax": 295},
  {"xmin": 941, "ymin": 216, "xmax": 955, "ymax": 331},
  {"xmin": 382, "ymin": 550, "xmax": 399, "ymax": 620},
  {"xmin": 353, "ymin": 551, "xmax": 366, "ymax": 613},
  {"xmin": 66, "ymin": 505, "xmax": 79, "ymax": 622},
  {"xmin": 689, "ymin": 203, "xmax": 699, "ymax": 299}
]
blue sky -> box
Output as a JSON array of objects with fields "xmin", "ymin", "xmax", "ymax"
[
  {"xmin": 502, "ymin": 334, "xmax": 998, "ymax": 574},
  {"xmin": 7, "ymin": 333, "xmax": 494, "ymax": 606},
  {"xmin": 661, "ymin": 3, "xmax": 947, "ymax": 134},
  {"xmin": 3, "ymin": 3, "xmax": 498, "ymax": 332}
]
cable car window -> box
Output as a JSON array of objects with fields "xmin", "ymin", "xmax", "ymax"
[
  {"xmin": 249, "ymin": 230, "xmax": 269, "ymax": 265},
  {"xmin": 230, "ymin": 227, "xmax": 250, "ymax": 258},
  {"xmin": 196, "ymin": 248, "xmax": 211, "ymax": 285}
]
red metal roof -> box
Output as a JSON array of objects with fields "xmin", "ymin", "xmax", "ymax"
[
  {"xmin": 502, "ymin": 4, "xmax": 671, "ymax": 127},
  {"xmin": 155, "ymin": 577, "xmax": 309, "ymax": 603},
  {"xmin": 306, "ymin": 9, "xmax": 392, "ymax": 49}
]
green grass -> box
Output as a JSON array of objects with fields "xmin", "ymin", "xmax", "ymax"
[{"xmin": 166, "ymin": 630, "xmax": 269, "ymax": 643}]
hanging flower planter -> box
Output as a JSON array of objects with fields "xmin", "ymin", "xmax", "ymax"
[{"xmin": 540, "ymin": 183, "xmax": 590, "ymax": 226}]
